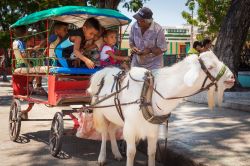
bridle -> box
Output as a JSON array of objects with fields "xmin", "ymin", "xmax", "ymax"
[{"xmin": 198, "ymin": 58, "xmax": 227, "ymax": 92}]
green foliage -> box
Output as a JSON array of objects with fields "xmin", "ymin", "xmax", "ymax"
[
  {"xmin": 182, "ymin": 0, "xmax": 231, "ymax": 39},
  {"xmin": 0, "ymin": 31, "xmax": 10, "ymax": 49},
  {"xmin": 87, "ymin": 0, "xmax": 149, "ymax": 12},
  {"xmin": 0, "ymin": 0, "xmax": 85, "ymax": 31},
  {"xmin": 122, "ymin": 0, "xmax": 149, "ymax": 12}
]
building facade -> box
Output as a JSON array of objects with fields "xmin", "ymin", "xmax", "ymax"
[{"xmin": 121, "ymin": 24, "xmax": 198, "ymax": 55}]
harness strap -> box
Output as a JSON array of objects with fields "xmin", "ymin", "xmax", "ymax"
[
  {"xmin": 113, "ymin": 71, "xmax": 126, "ymax": 121},
  {"xmin": 92, "ymin": 80, "xmax": 129, "ymax": 107},
  {"xmin": 129, "ymin": 58, "xmax": 224, "ymax": 100},
  {"xmin": 129, "ymin": 72, "xmax": 214, "ymax": 100},
  {"xmin": 95, "ymin": 77, "xmax": 105, "ymax": 101},
  {"xmin": 198, "ymin": 59, "xmax": 216, "ymax": 82},
  {"xmin": 140, "ymin": 71, "xmax": 171, "ymax": 124}
]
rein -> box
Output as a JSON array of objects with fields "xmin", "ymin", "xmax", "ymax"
[{"xmin": 129, "ymin": 58, "xmax": 227, "ymax": 100}]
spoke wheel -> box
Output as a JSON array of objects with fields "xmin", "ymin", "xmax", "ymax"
[
  {"xmin": 9, "ymin": 99, "xmax": 22, "ymax": 142},
  {"xmin": 49, "ymin": 112, "xmax": 64, "ymax": 157}
]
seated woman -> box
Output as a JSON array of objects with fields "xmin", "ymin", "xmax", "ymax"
[
  {"xmin": 100, "ymin": 29, "xmax": 130, "ymax": 69},
  {"xmin": 13, "ymin": 26, "xmax": 47, "ymax": 95},
  {"xmin": 55, "ymin": 18, "xmax": 101, "ymax": 69}
]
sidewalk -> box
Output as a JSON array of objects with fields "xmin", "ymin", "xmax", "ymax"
[
  {"xmin": 165, "ymin": 102, "xmax": 250, "ymax": 166},
  {"xmin": 186, "ymin": 91, "xmax": 250, "ymax": 112}
]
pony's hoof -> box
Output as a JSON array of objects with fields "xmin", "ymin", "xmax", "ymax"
[
  {"xmin": 98, "ymin": 156, "xmax": 106, "ymax": 166},
  {"xmin": 98, "ymin": 161, "xmax": 106, "ymax": 166},
  {"xmin": 114, "ymin": 154, "xmax": 123, "ymax": 161}
]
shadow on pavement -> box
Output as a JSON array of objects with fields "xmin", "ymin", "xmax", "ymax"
[
  {"xmin": 0, "ymin": 84, "xmax": 12, "ymax": 88},
  {"xmin": 0, "ymin": 95, "xmax": 12, "ymax": 106},
  {"xmin": 20, "ymin": 130, "xmax": 153, "ymax": 166}
]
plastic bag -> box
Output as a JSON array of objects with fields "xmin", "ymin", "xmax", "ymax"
[{"xmin": 76, "ymin": 111, "xmax": 123, "ymax": 140}]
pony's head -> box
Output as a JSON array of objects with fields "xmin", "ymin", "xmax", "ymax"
[
  {"xmin": 183, "ymin": 51, "xmax": 235, "ymax": 110},
  {"xmin": 199, "ymin": 51, "xmax": 235, "ymax": 109}
]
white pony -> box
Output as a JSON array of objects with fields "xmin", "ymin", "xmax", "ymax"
[{"xmin": 87, "ymin": 51, "xmax": 235, "ymax": 166}]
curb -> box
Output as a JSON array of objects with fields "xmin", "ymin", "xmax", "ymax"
[
  {"xmin": 186, "ymin": 91, "xmax": 250, "ymax": 112},
  {"xmin": 137, "ymin": 140, "xmax": 206, "ymax": 166}
]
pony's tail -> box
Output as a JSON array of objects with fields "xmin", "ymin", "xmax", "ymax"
[{"xmin": 87, "ymin": 68, "xmax": 110, "ymax": 96}]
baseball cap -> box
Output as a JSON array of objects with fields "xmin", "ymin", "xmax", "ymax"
[{"xmin": 133, "ymin": 7, "xmax": 153, "ymax": 20}]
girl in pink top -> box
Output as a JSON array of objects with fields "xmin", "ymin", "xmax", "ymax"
[{"xmin": 100, "ymin": 29, "xmax": 130, "ymax": 67}]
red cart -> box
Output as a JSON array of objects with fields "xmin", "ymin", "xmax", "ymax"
[{"xmin": 8, "ymin": 6, "xmax": 131, "ymax": 156}]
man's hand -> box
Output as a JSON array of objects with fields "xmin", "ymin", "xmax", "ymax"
[
  {"xmin": 84, "ymin": 58, "xmax": 95, "ymax": 69},
  {"xmin": 131, "ymin": 47, "xmax": 141, "ymax": 54},
  {"xmin": 150, "ymin": 47, "xmax": 163, "ymax": 56},
  {"xmin": 138, "ymin": 48, "xmax": 151, "ymax": 56},
  {"xmin": 124, "ymin": 56, "xmax": 131, "ymax": 61}
]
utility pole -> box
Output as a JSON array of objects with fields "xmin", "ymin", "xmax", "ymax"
[
  {"xmin": 191, "ymin": 9, "xmax": 194, "ymax": 46},
  {"xmin": 186, "ymin": 0, "xmax": 195, "ymax": 46}
]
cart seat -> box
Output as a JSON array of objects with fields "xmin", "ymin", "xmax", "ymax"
[
  {"xmin": 49, "ymin": 67, "xmax": 102, "ymax": 75},
  {"xmin": 14, "ymin": 66, "xmax": 52, "ymax": 74}
]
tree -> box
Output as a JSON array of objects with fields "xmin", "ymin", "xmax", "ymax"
[
  {"xmin": 214, "ymin": 0, "xmax": 250, "ymax": 74},
  {"xmin": 182, "ymin": 0, "xmax": 231, "ymax": 39},
  {"xmin": 87, "ymin": 0, "xmax": 149, "ymax": 12},
  {"xmin": 0, "ymin": 0, "xmax": 85, "ymax": 32}
]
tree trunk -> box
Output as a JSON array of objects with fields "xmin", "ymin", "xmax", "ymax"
[
  {"xmin": 214, "ymin": 0, "xmax": 250, "ymax": 74},
  {"xmin": 98, "ymin": 0, "xmax": 121, "ymax": 9}
]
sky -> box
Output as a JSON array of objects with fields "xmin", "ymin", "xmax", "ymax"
[{"xmin": 118, "ymin": 0, "xmax": 189, "ymax": 26}]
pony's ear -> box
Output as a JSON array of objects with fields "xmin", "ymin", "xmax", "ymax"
[{"xmin": 184, "ymin": 64, "xmax": 200, "ymax": 87}]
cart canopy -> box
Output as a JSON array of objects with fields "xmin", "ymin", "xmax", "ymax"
[{"xmin": 10, "ymin": 6, "xmax": 131, "ymax": 28}]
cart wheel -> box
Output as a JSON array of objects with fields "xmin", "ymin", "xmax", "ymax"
[
  {"xmin": 9, "ymin": 99, "xmax": 22, "ymax": 142},
  {"xmin": 118, "ymin": 140, "xmax": 127, "ymax": 156},
  {"xmin": 49, "ymin": 112, "xmax": 64, "ymax": 157},
  {"xmin": 156, "ymin": 138, "xmax": 168, "ymax": 164}
]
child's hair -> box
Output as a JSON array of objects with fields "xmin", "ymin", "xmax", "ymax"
[
  {"xmin": 102, "ymin": 29, "xmax": 117, "ymax": 38},
  {"xmin": 14, "ymin": 26, "xmax": 27, "ymax": 37},
  {"xmin": 53, "ymin": 21, "xmax": 68, "ymax": 30},
  {"xmin": 84, "ymin": 17, "xmax": 101, "ymax": 31},
  {"xmin": 202, "ymin": 38, "xmax": 211, "ymax": 47},
  {"xmin": 193, "ymin": 41, "xmax": 202, "ymax": 48}
]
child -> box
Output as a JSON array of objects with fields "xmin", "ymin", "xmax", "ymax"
[
  {"xmin": 55, "ymin": 17, "xmax": 101, "ymax": 68},
  {"xmin": 49, "ymin": 22, "xmax": 68, "ymax": 58},
  {"xmin": 188, "ymin": 41, "xmax": 202, "ymax": 55},
  {"xmin": 100, "ymin": 29, "xmax": 130, "ymax": 68},
  {"xmin": 202, "ymin": 38, "xmax": 212, "ymax": 52},
  {"xmin": 82, "ymin": 28, "xmax": 104, "ymax": 67}
]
